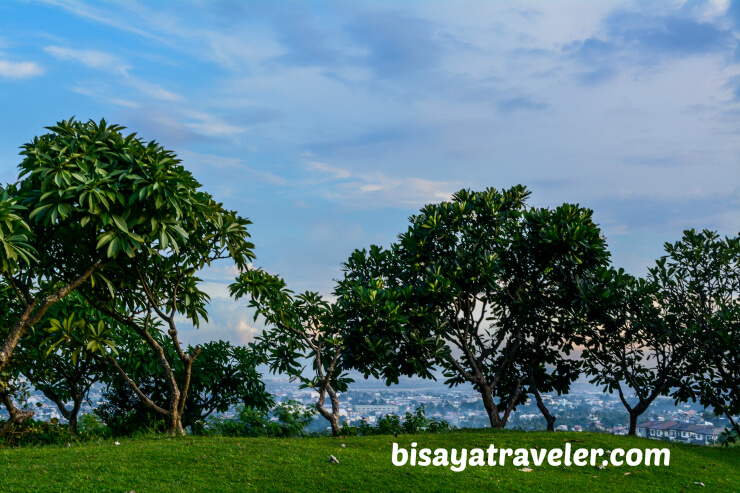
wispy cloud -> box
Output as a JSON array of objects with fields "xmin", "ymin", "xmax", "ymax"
[
  {"xmin": 38, "ymin": 0, "xmax": 171, "ymax": 44},
  {"xmin": 71, "ymin": 85, "xmax": 140, "ymax": 108},
  {"xmin": 181, "ymin": 110, "xmax": 245, "ymax": 137},
  {"xmin": 306, "ymin": 160, "xmax": 352, "ymax": 179},
  {"xmin": 44, "ymin": 45, "xmax": 183, "ymax": 101},
  {"xmin": 306, "ymin": 159, "xmax": 459, "ymax": 208},
  {"xmin": 179, "ymin": 150, "xmax": 286, "ymax": 186},
  {"xmin": 44, "ymin": 45, "xmax": 127, "ymax": 73},
  {"xmin": 0, "ymin": 60, "xmax": 43, "ymax": 79}
]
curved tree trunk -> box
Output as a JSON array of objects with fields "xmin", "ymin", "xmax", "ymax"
[
  {"xmin": 0, "ymin": 392, "xmax": 34, "ymax": 437},
  {"xmin": 480, "ymin": 385, "xmax": 505, "ymax": 428},
  {"xmin": 529, "ymin": 369, "xmax": 557, "ymax": 432},
  {"xmin": 42, "ymin": 389, "xmax": 84, "ymax": 434},
  {"xmin": 0, "ymin": 262, "xmax": 107, "ymax": 374},
  {"xmin": 616, "ymin": 383, "xmax": 660, "ymax": 436},
  {"xmin": 317, "ymin": 384, "xmax": 341, "ymax": 436}
]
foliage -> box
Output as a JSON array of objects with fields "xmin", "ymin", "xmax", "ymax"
[
  {"xmin": 94, "ymin": 377, "xmax": 167, "ymax": 437},
  {"xmin": 185, "ymin": 340, "xmax": 274, "ymax": 433},
  {"xmin": 41, "ymin": 118, "xmax": 258, "ymax": 434},
  {"xmin": 94, "ymin": 334, "xmax": 271, "ymax": 436},
  {"xmin": 231, "ymin": 269, "xmax": 351, "ymax": 436},
  {"xmin": 351, "ymin": 405, "xmax": 452, "ymax": 436},
  {"xmin": 12, "ymin": 292, "xmax": 120, "ymax": 432},
  {"xmin": 77, "ymin": 413, "xmax": 111, "ymax": 437},
  {"xmin": 0, "ymin": 186, "xmax": 35, "ymax": 274},
  {"xmin": 336, "ymin": 186, "xmax": 610, "ymax": 428},
  {"xmin": 206, "ymin": 400, "xmax": 315, "ymax": 438},
  {"xmin": 653, "ymin": 230, "xmax": 740, "ymax": 442},
  {"xmin": 578, "ymin": 267, "xmax": 691, "ymax": 434}
]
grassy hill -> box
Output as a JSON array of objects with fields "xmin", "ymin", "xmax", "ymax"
[{"xmin": 1, "ymin": 429, "xmax": 738, "ymax": 492}]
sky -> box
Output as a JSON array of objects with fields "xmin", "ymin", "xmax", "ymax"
[{"xmin": 1, "ymin": 0, "xmax": 739, "ymax": 347}]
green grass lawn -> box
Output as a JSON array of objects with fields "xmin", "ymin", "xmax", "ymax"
[{"xmin": 1, "ymin": 429, "xmax": 738, "ymax": 492}]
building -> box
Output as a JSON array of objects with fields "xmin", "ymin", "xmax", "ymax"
[
  {"xmin": 354, "ymin": 405, "xmax": 399, "ymax": 415},
  {"xmin": 636, "ymin": 420, "xmax": 727, "ymax": 445}
]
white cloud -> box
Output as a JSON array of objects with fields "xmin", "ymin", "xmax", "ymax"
[
  {"xmin": 0, "ymin": 60, "xmax": 43, "ymax": 79},
  {"xmin": 306, "ymin": 160, "xmax": 352, "ymax": 179},
  {"xmin": 71, "ymin": 85, "xmax": 141, "ymax": 108},
  {"xmin": 179, "ymin": 150, "xmax": 286, "ymax": 185},
  {"xmin": 45, "ymin": 45, "xmax": 183, "ymax": 102},
  {"xmin": 38, "ymin": 0, "xmax": 170, "ymax": 44},
  {"xmin": 307, "ymin": 158, "xmax": 458, "ymax": 208},
  {"xmin": 127, "ymin": 77, "xmax": 183, "ymax": 102},
  {"xmin": 181, "ymin": 110, "xmax": 245, "ymax": 137},
  {"xmin": 233, "ymin": 318, "xmax": 261, "ymax": 344},
  {"xmin": 44, "ymin": 45, "xmax": 128, "ymax": 74}
]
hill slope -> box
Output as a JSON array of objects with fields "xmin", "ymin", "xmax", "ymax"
[{"xmin": 1, "ymin": 429, "xmax": 738, "ymax": 492}]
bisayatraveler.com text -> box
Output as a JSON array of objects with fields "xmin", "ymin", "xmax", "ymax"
[{"xmin": 391, "ymin": 442, "xmax": 670, "ymax": 472}]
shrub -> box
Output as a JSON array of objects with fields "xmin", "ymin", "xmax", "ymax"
[
  {"xmin": 348, "ymin": 405, "xmax": 452, "ymax": 436},
  {"xmin": 205, "ymin": 400, "xmax": 316, "ymax": 438}
]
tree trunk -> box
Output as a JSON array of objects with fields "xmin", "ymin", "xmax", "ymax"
[
  {"xmin": 167, "ymin": 407, "xmax": 185, "ymax": 436},
  {"xmin": 480, "ymin": 385, "xmax": 505, "ymax": 428},
  {"xmin": 0, "ymin": 392, "xmax": 34, "ymax": 436},
  {"xmin": 529, "ymin": 370, "xmax": 557, "ymax": 431},
  {"xmin": 0, "ymin": 262, "xmax": 106, "ymax": 373},
  {"xmin": 628, "ymin": 411, "xmax": 639, "ymax": 436},
  {"xmin": 42, "ymin": 389, "xmax": 83, "ymax": 434},
  {"xmin": 316, "ymin": 383, "xmax": 341, "ymax": 437}
]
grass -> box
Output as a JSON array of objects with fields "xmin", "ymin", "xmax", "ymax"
[{"xmin": 1, "ymin": 429, "xmax": 738, "ymax": 492}]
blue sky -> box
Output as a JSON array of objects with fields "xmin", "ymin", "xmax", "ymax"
[{"xmin": 1, "ymin": 0, "xmax": 738, "ymax": 346}]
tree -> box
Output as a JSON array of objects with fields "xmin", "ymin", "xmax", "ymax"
[
  {"xmin": 77, "ymin": 175, "xmax": 255, "ymax": 434},
  {"xmin": 16, "ymin": 293, "xmax": 118, "ymax": 433},
  {"xmin": 653, "ymin": 230, "xmax": 740, "ymax": 441},
  {"xmin": 0, "ymin": 278, "xmax": 36, "ymax": 433},
  {"xmin": 1, "ymin": 118, "xmax": 215, "ymax": 428},
  {"xmin": 230, "ymin": 269, "xmax": 352, "ymax": 436},
  {"xmin": 0, "ymin": 117, "xmax": 255, "ymax": 435},
  {"xmin": 183, "ymin": 340, "xmax": 273, "ymax": 430},
  {"xmin": 579, "ymin": 267, "xmax": 689, "ymax": 435},
  {"xmin": 337, "ymin": 187, "xmax": 609, "ymax": 428},
  {"xmin": 94, "ymin": 335, "xmax": 272, "ymax": 435}
]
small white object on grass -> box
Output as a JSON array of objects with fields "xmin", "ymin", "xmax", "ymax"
[
  {"xmin": 115, "ymin": 441, "xmax": 121, "ymax": 446},
  {"xmin": 329, "ymin": 455, "xmax": 339, "ymax": 464}
]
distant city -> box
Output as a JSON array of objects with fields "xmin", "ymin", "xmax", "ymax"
[{"xmin": 3, "ymin": 374, "xmax": 733, "ymax": 443}]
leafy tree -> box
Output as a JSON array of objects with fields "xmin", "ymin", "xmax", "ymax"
[
  {"xmin": 1, "ymin": 118, "xmax": 218, "ymax": 429},
  {"xmin": 8, "ymin": 290, "xmax": 118, "ymax": 434},
  {"xmin": 230, "ymin": 269, "xmax": 352, "ymax": 436},
  {"xmin": 0, "ymin": 277, "xmax": 35, "ymax": 433},
  {"xmin": 40, "ymin": 120, "xmax": 257, "ymax": 435},
  {"xmin": 184, "ymin": 340, "xmax": 273, "ymax": 431},
  {"xmin": 653, "ymin": 230, "xmax": 740, "ymax": 441},
  {"xmin": 579, "ymin": 267, "xmax": 689, "ymax": 435},
  {"xmin": 0, "ymin": 380, "xmax": 33, "ymax": 438},
  {"xmin": 209, "ymin": 400, "xmax": 315, "ymax": 438},
  {"xmin": 19, "ymin": 318, "xmax": 116, "ymax": 433},
  {"xmin": 94, "ymin": 332, "xmax": 271, "ymax": 436},
  {"xmin": 336, "ymin": 187, "xmax": 609, "ymax": 428}
]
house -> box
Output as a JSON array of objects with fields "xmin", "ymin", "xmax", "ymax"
[
  {"xmin": 354, "ymin": 404, "xmax": 399, "ymax": 416},
  {"xmin": 636, "ymin": 420, "xmax": 727, "ymax": 445}
]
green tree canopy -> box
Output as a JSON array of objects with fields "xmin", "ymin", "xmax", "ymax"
[{"xmin": 336, "ymin": 186, "xmax": 610, "ymax": 428}]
